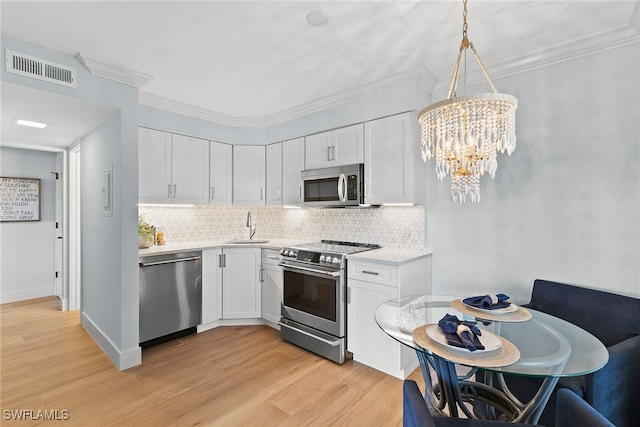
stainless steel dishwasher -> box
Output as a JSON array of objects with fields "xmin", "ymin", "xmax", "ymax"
[{"xmin": 139, "ymin": 251, "xmax": 202, "ymax": 346}]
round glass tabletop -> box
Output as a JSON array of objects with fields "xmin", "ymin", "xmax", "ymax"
[{"xmin": 374, "ymin": 295, "xmax": 609, "ymax": 378}]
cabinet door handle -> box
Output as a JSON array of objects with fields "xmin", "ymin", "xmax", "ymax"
[
  {"xmin": 167, "ymin": 184, "xmax": 172, "ymax": 199},
  {"xmin": 259, "ymin": 268, "xmax": 264, "ymax": 282},
  {"xmin": 331, "ymin": 145, "xmax": 336, "ymax": 161},
  {"xmin": 347, "ymin": 287, "xmax": 351, "ymax": 304},
  {"xmin": 219, "ymin": 254, "xmax": 226, "ymax": 268},
  {"xmin": 173, "ymin": 184, "xmax": 177, "ymax": 199},
  {"xmin": 210, "ymin": 186, "xmax": 215, "ymax": 200},
  {"xmin": 260, "ymin": 188, "xmax": 264, "ymax": 200},
  {"xmin": 362, "ymin": 270, "xmax": 379, "ymax": 276},
  {"xmin": 277, "ymin": 187, "xmax": 281, "ymax": 200},
  {"xmin": 327, "ymin": 146, "xmax": 332, "ymax": 161},
  {"xmin": 266, "ymin": 255, "xmax": 280, "ymax": 260}
]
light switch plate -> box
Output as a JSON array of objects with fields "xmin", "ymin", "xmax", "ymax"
[{"xmin": 102, "ymin": 164, "xmax": 112, "ymax": 217}]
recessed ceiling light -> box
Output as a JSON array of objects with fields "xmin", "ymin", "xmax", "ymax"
[
  {"xmin": 15, "ymin": 119, "xmax": 47, "ymax": 128},
  {"xmin": 306, "ymin": 10, "xmax": 330, "ymax": 27}
]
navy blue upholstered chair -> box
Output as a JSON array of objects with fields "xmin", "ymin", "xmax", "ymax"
[
  {"xmin": 501, "ymin": 279, "xmax": 640, "ymax": 427},
  {"xmin": 555, "ymin": 389, "xmax": 614, "ymax": 427},
  {"xmin": 402, "ymin": 380, "xmax": 536, "ymax": 427}
]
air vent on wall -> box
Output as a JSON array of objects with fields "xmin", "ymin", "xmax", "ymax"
[{"xmin": 5, "ymin": 49, "xmax": 77, "ymax": 88}]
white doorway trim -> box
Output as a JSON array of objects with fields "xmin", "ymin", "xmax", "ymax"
[{"xmin": 69, "ymin": 145, "xmax": 81, "ymax": 311}]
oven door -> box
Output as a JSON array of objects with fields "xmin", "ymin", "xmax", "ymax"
[{"xmin": 280, "ymin": 263, "xmax": 345, "ymax": 338}]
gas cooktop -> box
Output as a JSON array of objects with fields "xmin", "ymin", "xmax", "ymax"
[{"xmin": 293, "ymin": 240, "xmax": 381, "ymax": 255}]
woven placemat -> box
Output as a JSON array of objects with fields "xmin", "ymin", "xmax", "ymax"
[
  {"xmin": 412, "ymin": 324, "xmax": 521, "ymax": 368},
  {"xmin": 451, "ymin": 299, "xmax": 532, "ymax": 323}
]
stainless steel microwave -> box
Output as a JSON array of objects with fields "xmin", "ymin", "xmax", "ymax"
[{"xmin": 301, "ymin": 163, "xmax": 364, "ymax": 208}]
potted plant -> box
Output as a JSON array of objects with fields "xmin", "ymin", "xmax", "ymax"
[{"xmin": 138, "ymin": 215, "xmax": 156, "ymax": 249}]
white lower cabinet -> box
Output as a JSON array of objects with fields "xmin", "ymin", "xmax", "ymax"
[
  {"xmin": 201, "ymin": 248, "xmax": 223, "ymax": 325},
  {"xmin": 347, "ymin": 255, "xmax": 432, "ymax": 378},
  {"xmin": 222, "ymin": 247, "xmax": 262, "ymax": 319},
  {"xmin": 260, "ymin": 249, "xmax": 282, "ymax": 326}
]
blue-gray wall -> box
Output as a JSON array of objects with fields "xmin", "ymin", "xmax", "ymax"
[
  {"xmin": 426, "ymin": 44, "xmax": 640, "ymax": 300},
  {"xmin": 0, "ymin": 147, "xmax": 56, "ymax": 301},
  {"xmin": 1, "ymin": 34, "xmax": 140, "ymax": 369}
]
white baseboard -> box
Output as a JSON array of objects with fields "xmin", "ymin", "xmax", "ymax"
[
  {"xmin": 0, "ymin": 286, "xmax": 55, "ymax": 304},
  {"xmin": 81, "ymin": 311, "xmax": 141, "ymax": 371}
]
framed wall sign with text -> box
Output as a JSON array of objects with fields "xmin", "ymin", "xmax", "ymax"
[{"xmin": 0, "ymin": 177, "xmax": 41, "ymax": 222}]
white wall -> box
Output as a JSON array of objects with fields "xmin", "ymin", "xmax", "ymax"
[
  {"xmin": 0, "ymin": 147, "xmax": 57, "ymax": 302},
  {"xmin": 426, "ymin": 44, "xmax": 640, "ymax": 301}
]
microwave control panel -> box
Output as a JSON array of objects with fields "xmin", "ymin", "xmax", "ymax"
[{"xmin": 346, "ymin": 175, "xmax": 358, "ymax": 200}]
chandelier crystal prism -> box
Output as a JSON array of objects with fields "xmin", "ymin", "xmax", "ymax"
[{"xmin": 418, "ymin": 0, "xmax": 517, "ymax": 203}]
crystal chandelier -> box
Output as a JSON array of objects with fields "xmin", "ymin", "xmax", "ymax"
[{"xmin": 418, "ymin": 0, "xmax": 517, "ymax": 203}]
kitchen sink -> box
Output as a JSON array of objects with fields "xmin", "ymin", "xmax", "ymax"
[{"xmin": 224, "ymin": 239, "xmax": 270, "ymax": 244}]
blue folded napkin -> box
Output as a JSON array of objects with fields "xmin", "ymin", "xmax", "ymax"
[
  {"xmin": 438, "ymin": 314, "xmax": 485, "ymax": 352},
  {"xmin": 463, "ymin": 293, "xmax": 511, "ymax": 310}
]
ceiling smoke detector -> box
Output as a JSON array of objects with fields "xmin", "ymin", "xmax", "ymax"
[{"xmin": 306, "ymin": 10, "xmax": 330, "ymax": 27}]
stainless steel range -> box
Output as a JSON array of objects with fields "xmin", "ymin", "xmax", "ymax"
[{"xmin": 279, "ymin": 240, "xmax": 380, "ymax": 364}]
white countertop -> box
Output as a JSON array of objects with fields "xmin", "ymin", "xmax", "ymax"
[
  {"xmin": 347, "ymin": 247, "xmax": 432, "ymax": 265},
  {"xmin": 138, "ymin": 238, "xmax": 311, "ymax": 256},
  {"xmin": 139, "ymin": 239, "xmax": 430, "ymax": 265}
]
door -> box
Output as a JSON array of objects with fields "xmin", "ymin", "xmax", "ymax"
[
  {"xmin": 233, "ymin": 146, "xmax": 265, "ymax": 205},
  {"xmin": 171, "ymin": 134, "xmax": 210, "ymax": 204},
  {"xmin": 54, "ymin": 153, "xmax": 63, "ymax": 300},
  {"xmin": 282, "ymin": 137, "xmax": 305, "ymax": 205},
  {"xmin": 201, "ymin": 248, "xmax": 223, "ymax": 324},
  {"xmin": 332, "ymin": 123, "xmax": 364, "ymax": 166},
  {"xmin": 209, "ymin": 141, "xmax": 232, "ymax": 206},
  {"xmin": 222, "ymin": 248, "xmax": 261, "ymax": 319},
  {"xmin": 305, "ymin": 130, "xmax": 332, "ymax": 169},
  {"xmin": 364, "ymin": 112, "xmax": 412, "ymax": 204},
  {"xmin": 138, "ymin": 128, "xmax": 172, "ymax": 203},
  {"xmin": 266, "ymin": 142, "xmax": 282, "ymax": 205},
  {"xmin": 69, "ymin": 146, "xmax": 81, "ymax": 311}
]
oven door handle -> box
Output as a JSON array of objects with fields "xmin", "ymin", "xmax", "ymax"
[
  {"xmin": 278, "ymin": 322, "xmax": 341, "ymax": 347},
  {"xmin": 278, "ymin": 263, "xmax": 341, "ymax": 277}
]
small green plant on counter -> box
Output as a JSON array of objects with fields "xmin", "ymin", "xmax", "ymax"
[{"xmin": 138, "ymin": 215, "xmax": 156, "ymax": 246}]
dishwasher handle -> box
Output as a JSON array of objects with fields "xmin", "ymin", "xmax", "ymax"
[{"xmin": 139, "ymin": 256, "xmax": 201, "ymax": 267}]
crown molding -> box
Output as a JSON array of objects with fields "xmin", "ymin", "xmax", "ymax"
[
  {"xmin": 139, "ymin": 67, "xmax": 432, "ymax": 128},
  {"xmin": 76, "ymin": 54, "xmax": 153, "ymax": 88},
  {"xmin": 261, "ymin": 67, "xmax": 432, "ymax": 127},
  {"xmin": 140, "ymin": 26, "xmax": 639, "ymax": 127},
  {"xmin": 431, "ymin": 27, "xmax": 640, "ymax": 96},
  {"xmin": 138, "ymin": 92, "xmax": 264, "ymax": 127}
]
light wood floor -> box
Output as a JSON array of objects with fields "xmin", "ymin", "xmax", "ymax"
[{"xmin": 1, "ymin": 297, "xmax": 425, "ymax": 426}]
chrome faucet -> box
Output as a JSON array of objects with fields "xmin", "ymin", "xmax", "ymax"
[{"xmin": 246, "ymin": 211, "xmax": 257, "ymax": 240}]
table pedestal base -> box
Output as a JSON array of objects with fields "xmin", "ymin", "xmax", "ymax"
[{"xmin": 417, "ymin": 351, "xmax": 559, "ymax": 424}]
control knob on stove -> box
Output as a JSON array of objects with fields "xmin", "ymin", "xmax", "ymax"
[{"xmin": 332, "ymin": 257, "xmax": 340, "ymax": 264}]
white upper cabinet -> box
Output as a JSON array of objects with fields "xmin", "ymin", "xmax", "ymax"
[
  {"xmin": 305, "ymin": 123, "xmax": 364, "ymax": 169},
  {"xmin": 266, "ymin": 142, "xmax": 282, "ymax": 205},
  {"xmin": 171, "ymin": 134, "xmax": 210, "ymax": 204},
  {"xmin": 139, "ymin": 128, "xmax": 172, "ymax": 203},
  {"xmin": 138, "ymin": 128, "xmax": 209, "ymax": 205},
  {"xmin": 364, "ymin": 112, "xmax": 425, "ymax": 205},
  {"xmin": 282, "ymin": 137, "xmax": 305, "ymax": 205},
  {"xmin": 209, "ymin": 141, "xmax": 233, "ymax": 206},
  {"xmin": 233, "ymin": 145, "xmax": 265, "ymax": 205}
]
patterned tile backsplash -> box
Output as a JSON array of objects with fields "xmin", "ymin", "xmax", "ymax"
[{"xmin": 138, "ymin": 205, "xmax": 425, "ymax": 250}]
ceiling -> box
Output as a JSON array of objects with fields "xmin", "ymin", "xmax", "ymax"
[{"xmin": 1, "ymin": 1, "xmax": 638, "ymax": 148}]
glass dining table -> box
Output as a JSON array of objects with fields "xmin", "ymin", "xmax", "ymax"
[{"xmin": 374, "ymin": 295, "xmax": 609, "ymax": 424}]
